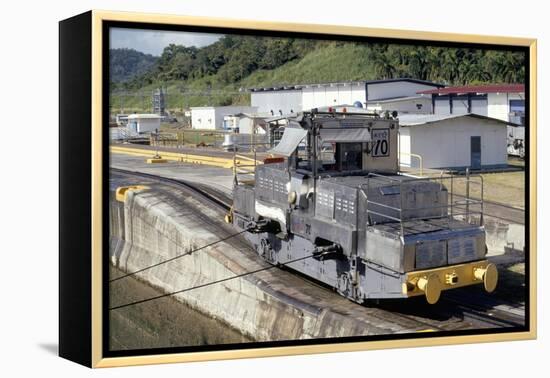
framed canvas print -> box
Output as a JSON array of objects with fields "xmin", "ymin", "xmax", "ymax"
[{"xmin": 59, "ymin": 10, "xmax": 537, "ymax": 368}]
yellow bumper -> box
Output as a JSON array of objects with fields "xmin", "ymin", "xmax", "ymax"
[{"xmin": 403, "ymin": 260, "xmax": 498, "ymax": 304}]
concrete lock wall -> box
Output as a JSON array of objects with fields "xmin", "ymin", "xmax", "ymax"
[
  {"xmin": 109, "ymin": 187, "xmax": 411, "ymax": 341},
  {"xmin": 484, "ymin": 218, "xmax": 525, "ymax": 255}
]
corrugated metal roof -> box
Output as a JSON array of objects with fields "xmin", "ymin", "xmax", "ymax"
[
  {"xmin": 398, "ymin": 113, "xmax": 520, "ymax": 127},
  {"xmin": 417, "ymin": 84, "xmax": 525, "ymax": 95},
  {"xmin": 248, "ymin": 78, "xmax": 444, "ymax": 92},
  {"xmin": 366, "ymin": 78, "xmax": 445, "ymax": 87},
  {"xmin": 365, "ymin": 95, "xmax": 430, "ymax": 104}
]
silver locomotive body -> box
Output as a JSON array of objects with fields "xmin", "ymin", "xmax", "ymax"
[{"xmin": 230, "ymin": 110, "xmax": 497, "ymax": 304}]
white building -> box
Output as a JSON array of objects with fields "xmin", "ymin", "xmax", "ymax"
[
  {"xmin": 191, "ymin": 106, "xmax": 258, "ymax": 130},
  {"xmin": 115, "ymin": 114, "xmax": 129, "ymax": 126},
  {"xmin": 249, "ymin": 88, "xmax": 302, "ymax": 115},
  {"xmin": 487, "ymin": 89, "xmax": 525, "ymax": 125},
  {"xmin": 250, "ymin": 79, "xmax": 444, "ymax": 115},
  {"xmin": 126, "ymin": 114, "xmax": 161, "ymax": 134},
  {"xmin": 418, "ymin": 84, "xmax": 525, "ymax": 123},
  {"xmin": 365, "ymin": 95, "xmax": 433, "ymax": 114},
  {"xmin": 398, "ymin": 114, "xmax": 510, "ymax": 170},
  {"xmin": 223, "ymin": 113, "xmax": 268, "ymax": 134},
  {"xmin": 300, "ymin": 82, "xmax": 367, "ymax": 111},
  {"xmin": 417, "ymin": 84, "xmax": 526, "ymax": 158}
]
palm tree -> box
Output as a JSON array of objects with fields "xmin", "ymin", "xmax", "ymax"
[
  {"xmin": 371, "ymin": 50, "xmax": 396, "ymax": 79},
  {"xmin": 486, "ymin": 51, "xmax": 525, "ymax": 83}
]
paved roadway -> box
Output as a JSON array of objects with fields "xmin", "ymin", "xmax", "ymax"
[
  {"xmin": 112, "ymin": 142, "xmax": 269, "ymax": 160},
  {"xmin": 110, "ymin": 153, "xmax": 237, "ymax": 196}
]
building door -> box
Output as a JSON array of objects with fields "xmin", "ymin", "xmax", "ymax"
[{"xmin": 470, "ymin": 136, "xmax": 481, "ymax": 169}]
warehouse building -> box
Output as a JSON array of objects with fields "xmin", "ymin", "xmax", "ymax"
[
  {"xmin": 417, "ymin": 84, "xmax": 526, "ymax": 157},
  {"xmin": 223, "ymin": 113, "xmax": 268, "ymax": 134},
  {"xmin": 250, "ymin": 78, "xmax": 444, "ymax": 115},
  {"xmin": 418, "ymin": 83, "xmax": 525, "ymax": 123},
  {"xmin": 398, "ymin": 114, "xmax": 511, "ymax": 170},
  {"xmin": 191, "ymin": 106, "xmax": 258, "ymax": 130},
  {"xmin": 126, "ymin": 114, "xmax": 161, "ymax": 134},
  {"xmin": 365, "ymin": 95, "xmax": 433, "ymax": 114}
]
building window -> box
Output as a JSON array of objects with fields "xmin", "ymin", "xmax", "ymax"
[
  {"xmin": 319, "ymin": 142, "xmax": 363, "ymax": 172},
  {"xmin": 509, "ymin": 99, "xmax": 525, "ymax": 112},
  {"xmin": 509, "ymin": 99, "xmax": 525, "ymax": 125}
]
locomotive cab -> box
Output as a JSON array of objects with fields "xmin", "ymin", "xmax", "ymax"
[{"xmin": 230, "ymin": 109, "xmax": 497, "ymax": 305}]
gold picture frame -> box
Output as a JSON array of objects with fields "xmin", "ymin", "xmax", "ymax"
[{"xmin": 59, "ymin": 9, "xmax": 537, "ymax": 368}]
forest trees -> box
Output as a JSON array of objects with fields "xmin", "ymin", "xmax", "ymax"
[
  {"xmin": 368, "ymin": 44, "xmax": 524, "ymax": 85},
  {"xmin": 111, "ymin": 35, "xmax": 525, "ymax": 91}
]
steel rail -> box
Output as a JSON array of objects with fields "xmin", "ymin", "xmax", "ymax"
[{"xmin": 110, "ymin": 167, "xmax": 232, "ymax": 211}]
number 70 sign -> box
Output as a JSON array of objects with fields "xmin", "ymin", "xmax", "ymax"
[{"xmin": 371, "ymin": 129, "xmax": 390, "ymax": 157}]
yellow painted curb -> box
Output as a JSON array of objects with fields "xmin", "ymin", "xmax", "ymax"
[
  {"xmin": 110, "ymin": 145, "xmax": 262, "ymax": 170},
  {"xmin": 115, "ymin": 185, "xmax": 149, "ymax": 203}
]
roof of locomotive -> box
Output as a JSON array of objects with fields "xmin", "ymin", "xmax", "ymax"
[
  {"xmin": 320, "ymin": 174, "xmax": 407, "ymax": 188},
  {"xmin": 320, "ymin": 174, "xmax": 447, "ymax": 191}
]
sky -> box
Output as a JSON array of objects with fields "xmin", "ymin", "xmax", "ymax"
[{"xmin": 110, "ymin": 28, "xmax": 222, "ymax": 56}]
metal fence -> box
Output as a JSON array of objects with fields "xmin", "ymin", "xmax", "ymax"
[{"xmin": 149, "ymin": 130, "xmax": 269, "ymax": 151}]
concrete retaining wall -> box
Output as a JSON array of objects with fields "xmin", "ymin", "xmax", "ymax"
[
  {"xmin": 485, "ymin": 218, "xmax": 525, "ymax": 255},
  {"xmin": 109, "ymin": 184, "xmax": 416, "ymax": 341}
]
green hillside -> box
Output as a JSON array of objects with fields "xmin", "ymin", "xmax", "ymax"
[
  {"xmin": 241, "ymin": 43, "xmax": 377, "ymax": 86},
  {"xmin": 109, "ymin": 37, "xmax": 525, "ymax": 114},
  {"xmin": 110, "ymin": 48, "xmax": 158, "ymax": 83},
  {"xmin": 109, "ymin": 43, "xmax": 376, "ymax": 113}
]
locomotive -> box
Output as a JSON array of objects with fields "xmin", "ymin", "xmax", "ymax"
[{"xmin": 228, "ymin": 109, "xmax": 498, "ymax": 304}]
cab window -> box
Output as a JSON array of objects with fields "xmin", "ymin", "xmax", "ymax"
[{"xmin": 319, "ymin": 142, "xmax": 362, "ymax": 172}]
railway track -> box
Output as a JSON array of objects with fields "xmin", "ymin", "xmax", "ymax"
[
  {"xmin": 111, "ymin": 167, "xmax": 232, "ymax": 211},
  {"xmin": 110, "ymin": 167, "xmax": 526, "ymax": 334}
]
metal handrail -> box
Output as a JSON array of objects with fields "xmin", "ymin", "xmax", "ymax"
[
  {"xmin": 366, "ymin": 209, "xmax": 483, "ymax": 226},
  {"xmin": 399, "ymin": 152, "xmax": 424, "ymax": 176},
  {"xmin": 361, "ymin": 172, "xmax": 484, "ymax": 237},
  {"xmin": 365, "ymin": 172, "xmax": 402, "ymax": 182},
  {"xmin": 231, "ymin": 139, "xmax": 275, "ymax": 186},
  {"xmin": 364, "ymin": 198, "xmax": 482, "ymax": 213}
]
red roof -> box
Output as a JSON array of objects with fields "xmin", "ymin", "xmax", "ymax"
[{"xmin": 418, "ymin": 83, "xmax": 524, "ymax": 95}]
